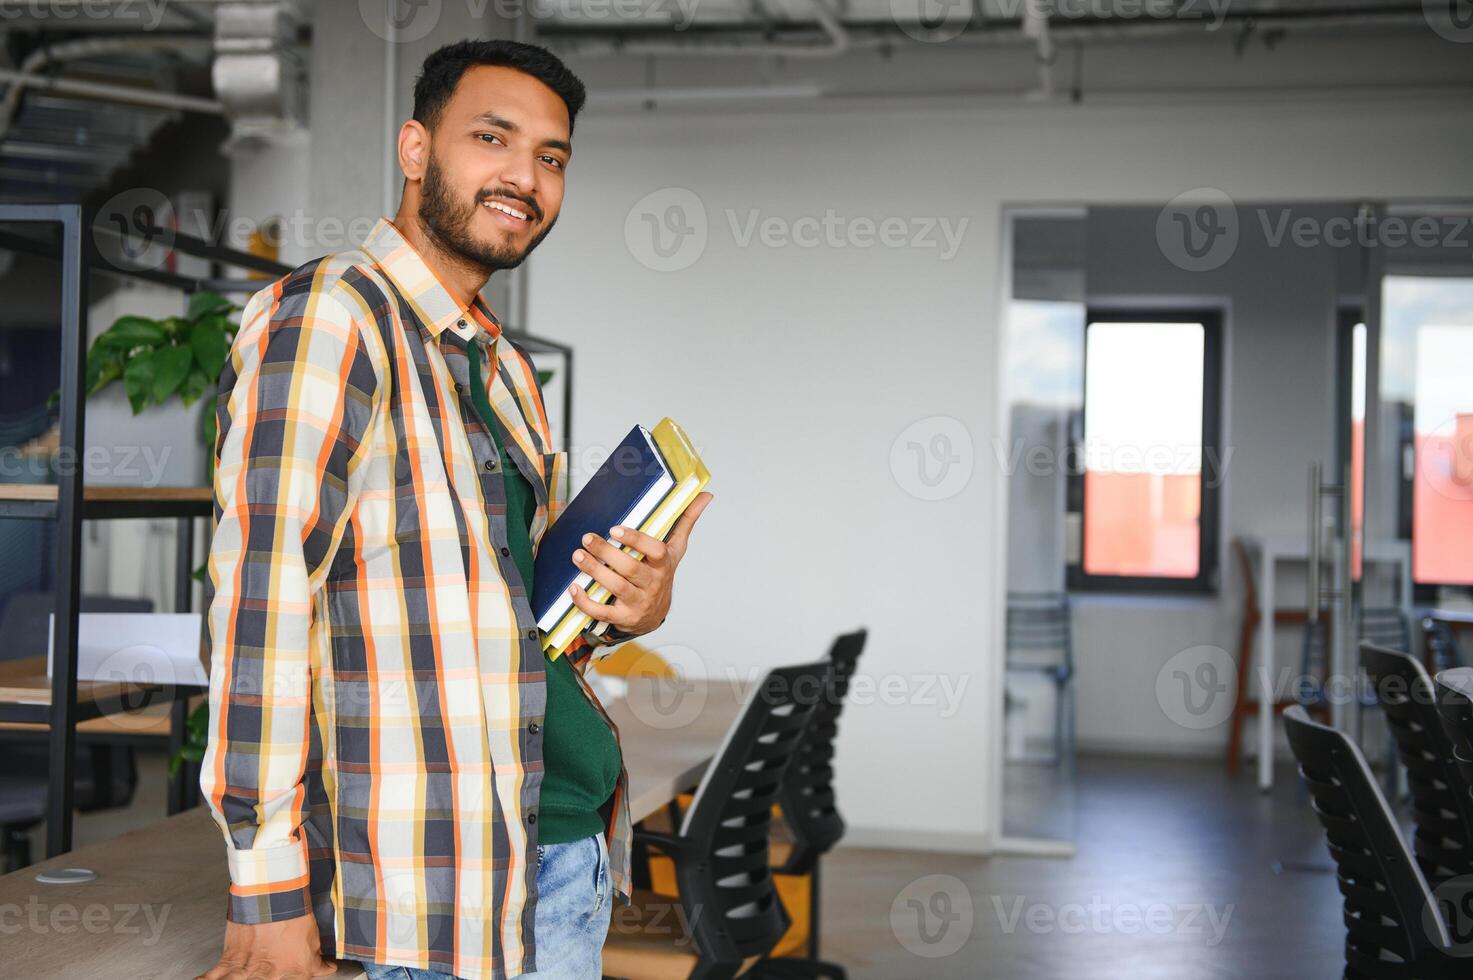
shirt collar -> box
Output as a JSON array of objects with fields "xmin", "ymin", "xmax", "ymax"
[{"xmin": 360, "ymin": 217, "xmax": 502, "ymax": 347}]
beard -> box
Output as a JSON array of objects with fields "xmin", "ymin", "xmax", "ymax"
[{"xmin": 417, "ymin": 153, "xmax": 556, "ymax": 273}]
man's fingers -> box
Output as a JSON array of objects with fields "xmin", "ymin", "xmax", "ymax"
[
  {"xmin": 572, "ymin": 549, "xmax": 637, "ymax": 601},
  {"xmin": 606, "ymin": 524, "xmax": 667, "ymax": 564},
  {"xmin": 577, "ymin": 533, "xmax": 648, "ymax": 584},
  {"xmin": 664, "ymin": 492, "xmax": 713, "ymax": 558},
  {"xmin": 567, "ymin": 585, "xmax": 638, "ymax": 628}
]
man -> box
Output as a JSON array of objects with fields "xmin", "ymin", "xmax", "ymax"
[{"xmin": 197, "ymin": 40, "xmax": 711, "ymax": 980}]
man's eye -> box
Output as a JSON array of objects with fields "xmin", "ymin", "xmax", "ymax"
[
  {"xmin": 540, "ymin": 155, "xmax": 565, "ymax": 170},
  {"xmin": 478, "ymin": 133, "xmax": 504, "ymax": 145}
]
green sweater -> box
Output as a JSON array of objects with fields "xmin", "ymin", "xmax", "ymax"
[{"xmin": 467, "ymin": 341, "xmax": 621, "ymax": 844}]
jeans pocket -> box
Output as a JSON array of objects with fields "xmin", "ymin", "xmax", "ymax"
[{"xmin": 593, "ymin": 834, "xmax": 610, "ymax": 914}]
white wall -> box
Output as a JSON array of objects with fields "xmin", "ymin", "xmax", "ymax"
[{"xmin": 524, "ymin": 93, "xmax": 1473, "ymax": 849}]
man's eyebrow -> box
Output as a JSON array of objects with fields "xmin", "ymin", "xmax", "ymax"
[
  {"xmin": 473, "ymin": 111, "xmax": 518, "ymax": 131},
  {"xmin": 471, "ymin": 110, "xmax": 570, "ymax": 154}
]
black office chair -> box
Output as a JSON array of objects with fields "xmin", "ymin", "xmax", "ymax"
[
  {"xmin": 1004, "ymin": 592, "xmax": 1075, "ymax": 765},
  {"xmin": 1284, "ymin": 705, "xmax": 1467, "ymax": 978},
  {"xmin": 753, "ymin": 630, "xmax": 867, "ymax": 980},
  {"xmin": 1434, "ymin": 669, "xmax": 1473, "ymax": 820},
  {"xmin": 604, "ymin": 660, "xmax": 831, "ymax": 980},
  {"xmin": 0, "ymin": 591, "xmax": 151, "ymax": 870},
  {"xmin": 1361, "ymin": 642, "xmax": 1473, "ymax": 886}
]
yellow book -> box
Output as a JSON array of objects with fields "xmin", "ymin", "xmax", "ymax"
[{"xmin": 543, "ymin": 418, "xmax": 710, "ymax": 658}]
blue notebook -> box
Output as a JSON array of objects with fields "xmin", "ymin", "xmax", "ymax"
[{"xmin": 532, "ymin": 424, "xmax": 674, "ymax": 631}]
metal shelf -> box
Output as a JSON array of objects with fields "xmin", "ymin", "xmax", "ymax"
[{"xmin": 0, "ymin": 202, "xmax": 288, "ymax": 857}]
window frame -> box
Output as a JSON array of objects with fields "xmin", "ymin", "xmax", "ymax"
[{"xmin": 1066, "ymin": 308, "xmax": 1224, "ymax": 595}]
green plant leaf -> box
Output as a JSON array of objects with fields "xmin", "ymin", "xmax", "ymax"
[
  {"xmin": 537, "ymin": 369, "xmax": 555, "ymax": 388},
  {"xmin": 190, "ymin": 317, "xmax": 230, "ymax": 379},
  {"xmin": 179, "ymin": 365, "xmax": 210, "ymax": 406},
  {"xmin": 98, "ymin": 316, "xmax": 166, "ymax": 351},
  {"xmin": 122, "ymin": 350, "xmax": 156, "ymax": 414},
  {"xmin": 160, "ymin": 317, "xmax": 189, "ymax": 342},
  {"xmin": 187, "ymin": 291, "xmax": 233, "ymax": 320},
  {"xmin": 86, "ymin": 348, "xmax": 124, "ymax": 396},
  {"xmin": 151, "ymin": 344, "xmax": 193, "ymax": 403}
]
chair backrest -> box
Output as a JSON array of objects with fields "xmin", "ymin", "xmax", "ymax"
[
  {"xmin": 1283, "ymin": 705, "xmax": 1457, "ymax": 975},
  {"xmin": 1362, "ymin": 606, "xmax": 1412, "ymax": 654},
  {"xmin": 1005, "ymin": 592, "xmax": 1073, "ymax": 673},
  {"xmin": 675, "ymin": 660, "xmax": 830, "ymax": 966},
  {"xmin": 1435, "ymin": 669, "xmax": 1473, "ymax": 832},
  {"xmin": 775, "ymin": 628, "xmax": 867, "ymax": 874},
  {"xmin": 1362, "ymin": 642, "xmax": 1473, "ymax": 884}
]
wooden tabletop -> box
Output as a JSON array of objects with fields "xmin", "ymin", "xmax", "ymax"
[
  {"xmin": 0, "ymin": 484, "xmax": 213, "ymax": 503},
  {"xmin": 0, "ymin": 676, "xmax": 749, "ymax": 979},
  {"xmin": 0, "ymin": 655, "xmax": 182, "ymax": 718}
]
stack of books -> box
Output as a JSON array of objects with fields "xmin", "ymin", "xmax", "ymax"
[{"xmin": 532, "ymin": 417, "xmax": 710, "ymax": 658}]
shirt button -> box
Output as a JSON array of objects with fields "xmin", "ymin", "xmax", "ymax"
[
  {"xmin": 501, "ymin": 546, "xmax": 510, "ymax": 557},
  {"xmin": 526, "ymin": 628, "xmax": 538, "ymax": 640},
  {"xmin": 528, "ymin": 722, "xmax": 540, "ymax": 735},
  {"xmin": 527, "ymin": 813, "xmax": 537, "ymax": 825},
  {"xmin": 457, "ymin": 318, "xmax": 467, "ymax": 329},
  {"xmin": 485, "ymin": 460, "xmax": 496, "ymax": 471},
  {"xmin": 455, "ymin": 382, "xmax": 463, "ymax": 392}
]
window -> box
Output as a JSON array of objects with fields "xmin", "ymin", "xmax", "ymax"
[
  {"xmin": 1067, "ymin": 310, "xmax": 1223, "ymax": 593},
  {"xmin": 1383, "ymin": 276, "xmax": 1473, "ymax": 590}
]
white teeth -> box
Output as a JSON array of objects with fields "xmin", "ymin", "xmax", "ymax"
[{"xmin": 484, "ymin": 200, "xmax": 528, "ymax": 221}]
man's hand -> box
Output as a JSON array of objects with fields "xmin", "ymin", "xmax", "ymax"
[
  {"xmin": 196, "ymin": 915, "xmax": 338, "ymax": 980},
  {"xmin": 568, "ymin": 491, "xmax": 713, "ymax": 636}
]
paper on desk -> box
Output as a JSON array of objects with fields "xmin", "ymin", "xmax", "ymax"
[{"xmin": 47, "ymin": 612, "xmax": 208, "ymax": 688}]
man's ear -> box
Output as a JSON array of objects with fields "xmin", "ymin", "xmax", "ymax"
[{"xmin": 398, "ymin": 119, "xmax": 430, "ymax": 181}]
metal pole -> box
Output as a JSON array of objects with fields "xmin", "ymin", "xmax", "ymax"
[
  {"xmin": 46, "ymin": 204, "xmax": 87, "ymax": 857},
  {"xmin": 167, "ymin": 516, "xmax": 195, "ymax": 814},
  {"xmin": 1308, "ymin": 462, "xmax": 1321, "ymax": 626}
]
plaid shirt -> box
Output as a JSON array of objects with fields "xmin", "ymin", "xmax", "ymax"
[{"xmin": 201, "ymin": 218, "xmax": 631, "ymax": 980}]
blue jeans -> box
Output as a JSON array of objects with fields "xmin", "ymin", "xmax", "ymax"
[{"xmin": 361, "ymin": 833, "xmax": 612, "ymax": 980}]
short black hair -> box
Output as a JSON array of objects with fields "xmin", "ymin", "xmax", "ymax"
[{"xmin": 413, "ymin": 40, "xmax": 587, "ymax": 136}]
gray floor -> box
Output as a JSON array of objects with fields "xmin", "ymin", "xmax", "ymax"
[
  {"xmin": 24, "ymin": 750, "xmax": 1343, "ymax": 979},
  {"xmin": 821, "ymin": 754, "xmax": 1343, "ymax": 979}
]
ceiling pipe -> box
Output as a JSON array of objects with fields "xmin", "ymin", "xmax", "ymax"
[
  {"xmin": 1022, "ymin": 0, "xmax": 1055, "ymax": 101},
  {"xmin": 0, "ymin": 36, "xmax": 216, "ymax": 142},
  {"xmin": 557, "ymin": 0, "xmax": 850, "ymax": 58},
  {"xmin": 0, "ymin": 68, "xmax": 226, "ymax": 115},
  {"xmin": 550, "ymin": 10, "xmax": 1429, "ymax": 57}
]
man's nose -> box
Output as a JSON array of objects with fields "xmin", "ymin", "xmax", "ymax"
[{"xmin": 496, "ymin": 153, "xmax": 538, "ymax": 201}]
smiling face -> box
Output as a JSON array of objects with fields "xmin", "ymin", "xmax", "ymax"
[{"xmin": 399, "ymin": 64, "xmax": 572, "ymax": 274}]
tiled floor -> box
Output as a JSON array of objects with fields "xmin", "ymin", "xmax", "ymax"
[{"xmin": 820, "ymin": 754, "xmax": 1342, "ymax": 979}]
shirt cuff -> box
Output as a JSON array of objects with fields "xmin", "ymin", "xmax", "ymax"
[{"xmin": 224, "ymin": 836, "xmax": 312, "ymax": 924}]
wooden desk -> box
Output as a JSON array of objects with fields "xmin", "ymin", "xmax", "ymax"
[
  {"xmin": 0, "ymin": 655, "xmax": 197, "ymax": 729},
  {"xmin": 0, "ymin": 676, "xmax": 749, "ymax": 979}
]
